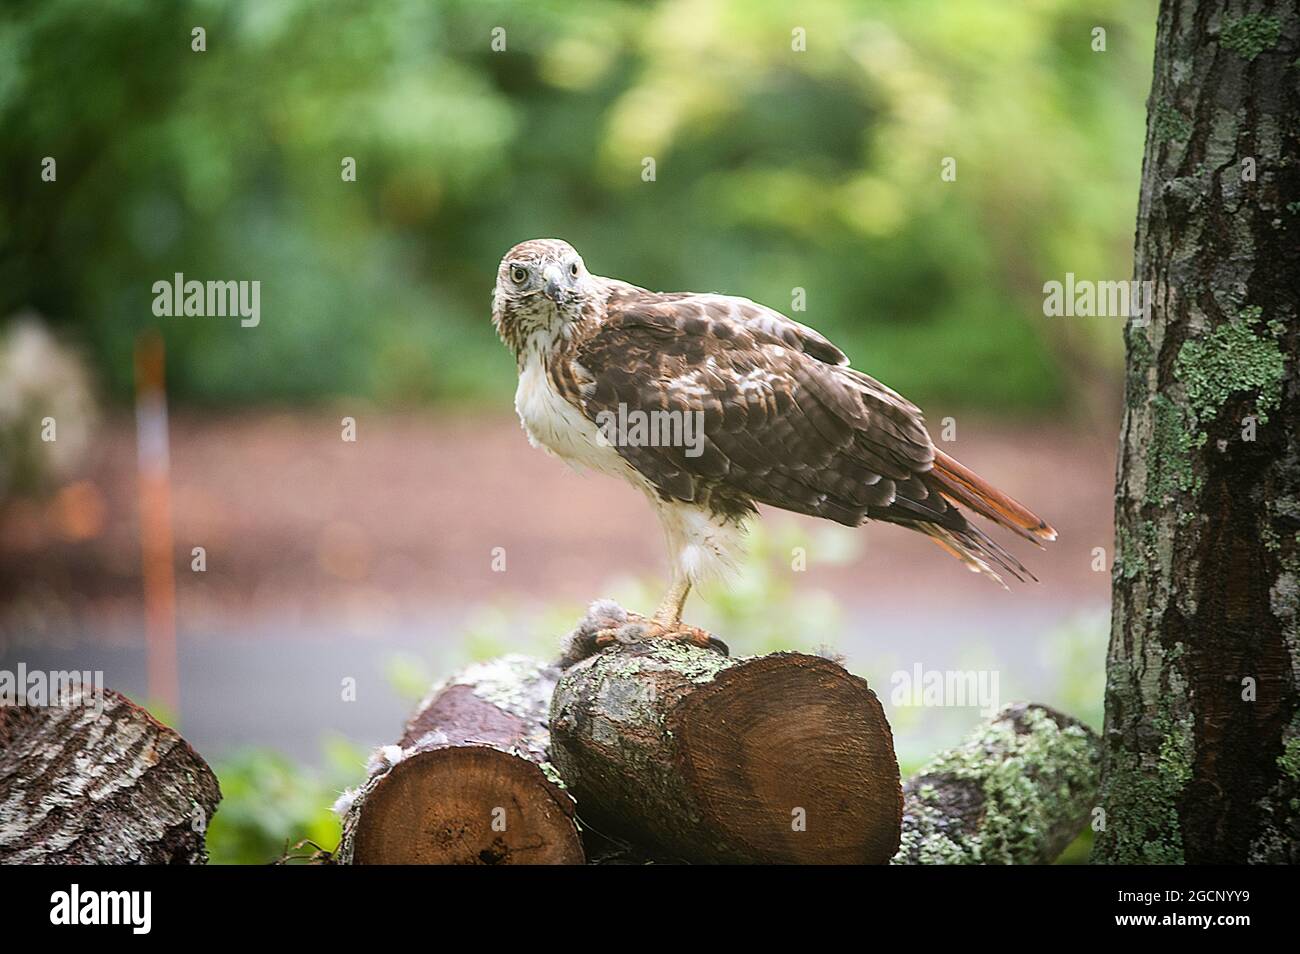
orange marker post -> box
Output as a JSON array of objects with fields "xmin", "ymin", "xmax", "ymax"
[{"xmin": 134, "ymin": 332, "xmax": 179, "ymax": 715}]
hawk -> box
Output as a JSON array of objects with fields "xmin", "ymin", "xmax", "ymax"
[{"xmin": 493, "ymin": 238, "xmax": 1055, "ymax": 645}]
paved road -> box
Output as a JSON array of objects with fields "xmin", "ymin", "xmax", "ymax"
[
  {"xmin": 1, "ymin": 594, "xmax": 1107, "ymax": 773},
  {"xmin": 1, "ymin": 410, "xmax": 1114, "ymax": 770}
]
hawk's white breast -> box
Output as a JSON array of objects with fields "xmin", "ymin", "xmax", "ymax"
[
  {"xmin": 514, "ymin": 352, "xmax": 746, "ymax": 586},
  {"xmin": 514, "ymin": 355, "xmax": 633, "ymax": 479}
]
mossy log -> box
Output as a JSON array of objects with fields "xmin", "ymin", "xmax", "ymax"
[
  {"xmin": 892, "ymin": 703, "xmax": 1100, "ymax": 864},
  {"xmin": 0, "ymin": 687, "xmax": 220, "ymax": 863},
  {"xmin": 549, "ymin": 602, "xmax": 902, "ymax": 864},
  {"xmin": 335, "ymin": 654, "xmax": 584, "ymax": 865}
]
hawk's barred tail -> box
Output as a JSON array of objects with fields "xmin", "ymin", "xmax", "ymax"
[
  {"xmin": 915, "ymin": 520, "xmax": 1034, "ymax": 588},
  {"xmin": 929, "ymin": 450, "xmax": 1058, "ymax": 546}
]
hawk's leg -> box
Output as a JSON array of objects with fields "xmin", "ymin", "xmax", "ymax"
[
  {"xmin": 586, "ymin": 502, "xmax": 735, "ymax": 655},
  {"xmin": 586, "ymin": 575, "xmax": 728, "ymax": 656},
  {"xmin": 652, "ymin": 574, "xmax": 691, "ymax": 629},
  {"xmin": 642, "ymin": 574, "xmax": 727, "ymax": 653}
]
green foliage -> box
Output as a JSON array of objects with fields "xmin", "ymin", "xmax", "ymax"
[
  {"xmin": 449, "ymin": 520, "xmax": 859, "ymax": 662},
  {"xmin": 600, "ymin": 520, "xmax": 860, "ymax": 656},
  {"xmin": 1037, "ymin": 613, "xmax": 1107, "ymax": 733},
  {"xmin": 206, "ymin": 736, "xmax": 364, "ymax": 865},
  {"xmin": 382, "ymin": 651, "xmax": 439, "ymax": 705},
  {"xmin": 1056, "ymin": 827, "xmax": 1095, "ymax": 864},
  {"xmin": 1281, "ymin": 733, "xmax": 1300, "ymax": 783},
  {"xmin": 1, "ymin": 0, "xmax": 1155, "ymax": 412}
]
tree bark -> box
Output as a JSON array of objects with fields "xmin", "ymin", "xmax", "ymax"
[
  {"xmin": 335, "ymin": 654, "xmax": 584, "ymax": 865},
  {"xmin": 1096, "ymin": 0, "xmax": 1300, "ymax": 863},
  {"xmin": 548, "ymin": 603, "xmax": 902, "ymax": 864},
  {"xmin": 0, "ymin": 687, "xmax": 220, "ymax": 863},
  {"xmin": 892, "ymin": 703, "xmax": 1100, "ymax": 864}
]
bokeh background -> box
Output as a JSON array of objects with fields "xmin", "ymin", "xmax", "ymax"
[{"xmin": 1, "ymin": 0, "xmax": 1155, "ymax": 862}]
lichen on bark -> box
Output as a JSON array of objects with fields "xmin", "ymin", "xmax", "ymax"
[
  {"xmin": 1174, "ymin": 306, "xmax": 1286, "ymax": 426},
  {"xmin": 1219, "ymin": 14, "xmax": 1282, "ymax": 61},
  {"xmin": 1096, "ymin": 0, "xmax": 1300, "ymax": 864},
  {"xmin": 1144, "ymin": 395, "xmax": 1203, "ymax": 504},
  {"xmin": 892, "ymin": 704, "xmax": 1100, "ymax": 865}
]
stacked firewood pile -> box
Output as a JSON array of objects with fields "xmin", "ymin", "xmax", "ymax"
[
  {"xmin": 0, "ymin": 601, "xmax": 1099, "ymax": 865},
  {"xmin": 333, "ymin": 601, "xmax": 1100, "ymax": 865}
]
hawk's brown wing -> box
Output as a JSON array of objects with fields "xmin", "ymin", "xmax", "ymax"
[
  {"xmin": 570, "ymin": 287, "xmax": 1048, "ymax": 582},
  {"xmin": 571, "ymin": 289, "xmax": 930, "ymax": 523},
  {"xmin": 597, "ymin": 279, "xmax": 852, "ymax": 367}
]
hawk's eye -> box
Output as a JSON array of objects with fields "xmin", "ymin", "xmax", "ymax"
[
  {"xmin": 510, "ymin": 265, "xmax": 528, "ymax": 284},
  {"xmin": 569, "ymin": 261, "xmax": 580, "ymax": 278}
]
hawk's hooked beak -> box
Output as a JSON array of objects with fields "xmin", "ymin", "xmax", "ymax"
[{"xmin": 542, "ymin": 264, "xmax": 564, "ymax": 302}]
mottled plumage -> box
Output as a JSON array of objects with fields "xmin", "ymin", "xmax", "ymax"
[{"xmin": 492, "ymin": 238, "xmax": 1055, "ymax": 631}]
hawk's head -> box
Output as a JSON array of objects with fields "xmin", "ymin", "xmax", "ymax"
[{"xmin": 492, "ymin": 238, "xmax": 596, "ymax": 359}]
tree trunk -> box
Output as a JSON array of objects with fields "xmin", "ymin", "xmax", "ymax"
[
  {"xmin": 0, "ymin": 687, "xmax": 220, "ymax": 863},
  {"xmin": 548, "ymin": 603, "xmax": 902, "ymax": 864},
  {"xmin": 1096, "ymin": 0, "xmax": 1300, "ymax": 863},
  {"xmin": 893, "ymin": 703, "xmax": 1100, "ymax": 864},
  {"xmin": 335, "ymin": 654, "xmax": 585, "ymax": 865}
]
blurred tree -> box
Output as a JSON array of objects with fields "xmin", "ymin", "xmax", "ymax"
[{"xmin": 1, "ymin": 0, "xmax": 1153, "ymax": 414}]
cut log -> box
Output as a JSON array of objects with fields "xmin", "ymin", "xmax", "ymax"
[
  {"xmin": 335, "ymin": 654, "xmax": 584, "ymax": 865},
  {"xmin": 892, "ymin": 702, "xmax": 1100, "ymax": 865},
  {"xmin": 549, "ymin": 602, "xmax": 901, "ymax": 864},
  {"xmin": 0, "ymin": 687, "xmax": 220, "ymax": 864}
]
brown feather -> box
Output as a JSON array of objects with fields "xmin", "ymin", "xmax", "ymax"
[
  {"xmin": 929, "ymin": 450, "xmax": 1058, "ymax": 544},
  {"xmin": 548, "ymin": 267, "xmax": 1055, "ymax": 584}
]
